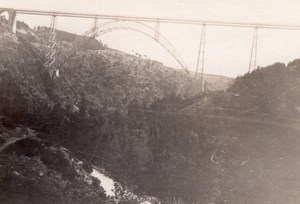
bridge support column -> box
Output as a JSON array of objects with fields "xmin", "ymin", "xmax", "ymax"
[
  {"xmin": 0, "ymin": 9, "xmax": 17, "ymax": 33},
  {"xmin": 248, "ymin": 27, "xmax": 258, "ymax": 73},
  {"xmin": 195, "ymin": 25, "xmax": 206, "ymax": 92},
  {"xmin": 92, "ymin": 17, "xmax": 98, "ymax": 38},
  {"xmin": 44, "ymin": 15, "xmax": 58, "ymax": 78},
  {"xmin": 8, "ymin": 10, "xmax": 17, "ymax": 33}
]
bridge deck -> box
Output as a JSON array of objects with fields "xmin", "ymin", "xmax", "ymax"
[{"xmin": 2, "ymin": 8, "xmax": 300, "ymax": 30}]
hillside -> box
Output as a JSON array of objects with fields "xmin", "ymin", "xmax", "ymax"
[
  {"xmin": 228, "ymin": 62, "xmax": 300, "ymax": 118},
  {"xmin": 1, "ymin": 22, "xmax": 232, "ymax": 114},
  {"xmin": 0, "ymin": 18, "xmax": 300, "ymax": 204},
  {"xmin": 129, "ymin": 61, "xmax": 300, "ymax": 203},
  {"xmin": 0, "ymin": 19, "xmax": 232, "ymax": 204},
  {"xmin": 0, "ymin": 127, "xmax": 107, "ymax": 204}
]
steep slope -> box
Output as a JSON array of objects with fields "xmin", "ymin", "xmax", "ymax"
[
  {"xmin": 121, "ymin": 62, "xmax": 300, "ymax": 203},
  {"xmin": 227, "ymin": 61, "xmax": 300, "ymax": 118},
  {"xmin": 0, "ymin": 23, "xmax": 230, "ymax": 114},
  {"xmin": 3, "ymin": 18, "xmax": 299, "ymax": 204},
  {"xmin": 0, "ymin": 127, "xmax": 107, "ymax": 204}
]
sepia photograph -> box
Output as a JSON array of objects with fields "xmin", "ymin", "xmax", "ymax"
[{"xmin": 0, "ymin": 0, "xmax": 300, "ymax": 203}]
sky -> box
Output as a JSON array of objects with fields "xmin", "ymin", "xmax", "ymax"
[{"xmin": 2, "ymin": 0, "xmax": 300, "ymax": 77}]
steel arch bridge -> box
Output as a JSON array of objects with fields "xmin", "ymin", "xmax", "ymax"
[
  {"xmin": 3, "ymin": 7, "xmax": 300, "ymax": 90},
  {"xmin": 0, "ymin": 8, "xmax": 189, "ymax": 72},
  {"xmin": 95, "ymin": 20, "xmax": 189, "ymax": 71},
  {"xmin": 58, "ymin": 20, "xmax": 189, "ymax": 72}
]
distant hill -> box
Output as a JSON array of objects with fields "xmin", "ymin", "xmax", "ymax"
[{"xmin": 225, "ymin": 61, "xmax": 300, "ymax": 118}]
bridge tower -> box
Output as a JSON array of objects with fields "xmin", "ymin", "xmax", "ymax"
[
  {"xmin": 0, "ymin": 9, "xmax": 17, "ymax": 33},
  {"xmin": 44, "ymin": 15, "xmax": 59, "ymax": 78},
  {"xmin": 248, "ymin": 27, "xmax": 258, "ymax": 73},
  {"xmin": 195, "ymin": 25, "xmax": 206, "ymax": 92},
  {"xmin": 91, "ymin": 17, "xmax": 99, "ymax": 38},
  {"xmin": 8, "ymin": 10, "xmax": 17, "ymax": 33}
]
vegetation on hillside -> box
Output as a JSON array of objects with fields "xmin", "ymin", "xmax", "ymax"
[
  {"xmin": 208, "ymin": 61, "xmax": 300, "ymax": 120},
  {"xmin": 228, "ymin": 62, "xmax": 300, "ymax": 117},
  {"xmin": 0, "ymin": 19, "xmax": 300, "ymax": 204}
]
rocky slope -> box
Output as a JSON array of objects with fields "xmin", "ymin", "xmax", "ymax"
[{"xmin": 0, "ymin": 126, "xmax": 107, "ymax": 204}]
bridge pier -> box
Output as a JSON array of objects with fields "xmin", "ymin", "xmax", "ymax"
[
  {"xmin": 91, "ymin": 17, "xmax": 98, "ymax": 38},
  {"xmin": 195, "ymin": 25, "xmax": 206, "ymax": 92},
  {"xmin": 8, "ymin": 10, "xmax": 17, "ymax": 33},
  {"xmin": 0, "ymin": 8, "xmax": 17, "ymax": 33},
  {"xmin": 44, "ymin": 15, "xmax": 58, "ymax": 78},
  {"xmin": 248, "ymin": 27, "xmax": 258, "ymax": 72}
]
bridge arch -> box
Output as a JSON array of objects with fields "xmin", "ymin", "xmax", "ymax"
[{"xmin": 94, "ymin": 20, "xmax": 189, "ymax": 72}]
